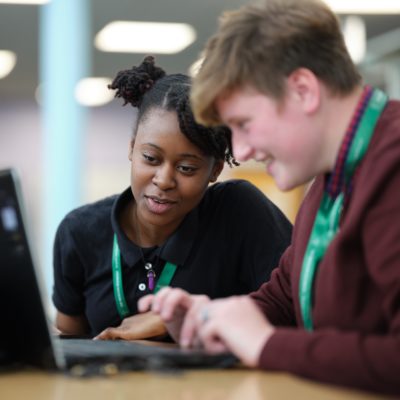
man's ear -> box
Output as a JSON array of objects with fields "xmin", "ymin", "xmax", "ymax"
[
  {"xmin": 210, "ymin": 160, "xmax": 224, "ymax": 183},
  {"xmin": 128, "ymin": 139, "xmax": 135, "ymax": 161},
  {"xmin": 286, "ymin": 68, "xmax": 320, "ymax": 114}
]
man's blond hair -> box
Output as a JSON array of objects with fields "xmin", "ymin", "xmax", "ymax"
[{"xmin": 191, "ymin": 0, "xmax": 361, "ymax": 126}]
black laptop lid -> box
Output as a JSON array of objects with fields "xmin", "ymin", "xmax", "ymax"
[{"xmin": 0, "ymin": 169, "xmax": 57, "ymax": 369}]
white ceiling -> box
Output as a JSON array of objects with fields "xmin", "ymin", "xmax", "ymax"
[{"xmin": 0, "ymin": 0, "xmax": 400, "ymax": 101}]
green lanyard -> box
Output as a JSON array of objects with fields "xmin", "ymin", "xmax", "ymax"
[
  {"xmin": 112, "ymin": 234, "xmax": 177, "ymax": 319},
  {"xmin": 299, "ymin": 88, "xmax": 388, "ymax": 331}
]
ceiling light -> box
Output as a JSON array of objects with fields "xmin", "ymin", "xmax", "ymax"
[
  {"xmin": 323, "ymin": 0, "xmax": 400, "ymax": 13},
  {"xmin": 95, "ymin": 21, "xmax": 196, "ymax": 54},
  {"xmin": 74, "ymin": 77, "xmax": 114, "ymax": 107},
  {"xmin": 343, "ymin": 16, "xmax": 366, "ymax": 64},
  {"xmin": 0, "ymin": 0, "xmax": 49, "ymax": 4},
  {"xmin": 0, "ymin": 50, "xmax": 17, "ymax": 79}
]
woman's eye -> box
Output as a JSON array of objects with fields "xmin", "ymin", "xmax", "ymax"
[
  {"xmin": 178, "ymin": 165, "xmax": 197, "ymax": 174},
  {"xmin": 143, "ymin": 153, "xmax": 157, "ymax": 163}
]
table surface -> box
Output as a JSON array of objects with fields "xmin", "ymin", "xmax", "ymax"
[{"xmin": 0, "ymin": 368, "xmax": 394, "ymax": 400}]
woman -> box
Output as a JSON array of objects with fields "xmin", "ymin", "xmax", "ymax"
[{"xmin": 52, "ymin": 56, "xmax": 292, "ymax": 339}]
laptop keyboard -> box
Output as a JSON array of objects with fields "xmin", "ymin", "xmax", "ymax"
[
  {"xmin": 60, "ymin": 338, "xmax": 158, "ymax": 358},
  {"xmin": 58, "ymin": 338, "xmax": 237, "ymax": 373}
]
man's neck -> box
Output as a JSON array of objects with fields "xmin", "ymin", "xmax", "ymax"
[{"xmin": 322, "ymin": 85, "xmax": 365, "ymax": 172}]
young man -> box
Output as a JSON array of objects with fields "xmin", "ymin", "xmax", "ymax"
[{"xmin": 139, "ymin": 0, "xmax": 400, "ymax": 394}]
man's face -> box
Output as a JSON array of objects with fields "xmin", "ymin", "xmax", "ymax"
[{"xmin": 216, "ymin": 85, "xmax": 323, "ymax": 191}]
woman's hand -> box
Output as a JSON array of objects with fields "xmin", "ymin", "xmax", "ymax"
[
  {"xmin": 138, "ymin": 287, "xmax": 210, "ymax": 345},
  {"xmin": 94, "ymin": 311, "xmax": 167, "ymax": 340}
]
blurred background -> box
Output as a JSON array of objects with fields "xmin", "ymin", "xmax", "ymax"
[{"xmin": 0, "ymin": 0, "xmax": 399, "ymax": 305}]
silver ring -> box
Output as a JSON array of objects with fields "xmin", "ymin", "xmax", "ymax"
[{"xmin": 200, "ymin": 307, "xmax": 209, "ymax": 323}]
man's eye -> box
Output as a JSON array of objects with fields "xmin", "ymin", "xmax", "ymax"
[{"xmin": 232, "ymin": 120, "xmax": 248, "ymax": 132}]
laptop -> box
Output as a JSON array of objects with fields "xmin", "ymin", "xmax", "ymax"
[{"xmin": 0, "ymin": 168, "xmax": 237, "ymax": 376}]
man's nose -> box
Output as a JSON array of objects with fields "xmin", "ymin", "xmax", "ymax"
[{"xmin": 232, "ymin": 133, "xmax": 255, "ymax": 162}]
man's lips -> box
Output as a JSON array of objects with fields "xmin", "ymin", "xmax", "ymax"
[{"xmin": 265, "ymin": 158, "xmax": 274, "ymax": 175}]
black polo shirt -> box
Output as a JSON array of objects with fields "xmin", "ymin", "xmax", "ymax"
[{"xmin": 53, "ymin": 179, "xmax": 292, "ymax": 336}]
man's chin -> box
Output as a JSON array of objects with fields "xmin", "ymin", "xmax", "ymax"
[{"xmin": 274, "ymin": 176, "xmax": 298, "ymax": 192}]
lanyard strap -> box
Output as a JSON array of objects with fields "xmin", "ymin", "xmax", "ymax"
[
  {"xmin": 112, "ymin": 234, "xmax": 178, "ymax": 319},
  {"xmin": 155, "ymin": 262, "xmax": 177, "ymax": 293},
  {"xmin": 299, "ymin": 88, "xmax": 388, "ymax": 331}
]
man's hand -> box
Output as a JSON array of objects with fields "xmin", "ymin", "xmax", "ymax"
[
  {"xmin": 197, "ymin": 296, "xmax": 275, "ymax": 366},
  {"xmin": 138, "ymin": 287, "xmax": 210, "ymax": 345},
  {"xmin": 94, "ymin": 311, "xmax": 167, "ymax": 340}
]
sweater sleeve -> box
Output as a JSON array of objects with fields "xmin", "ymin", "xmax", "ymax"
[{"xmin": 258, "ymin": 327, "xmax": 400, "ymax": 395}]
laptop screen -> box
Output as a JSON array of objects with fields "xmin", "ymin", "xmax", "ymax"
[{"xmin": 0, "ymin": 169, "xmax": 57, "ymax": 369}]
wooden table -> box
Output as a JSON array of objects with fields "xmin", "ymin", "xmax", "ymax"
[{"xmin": 0, "ymin": 368, "xmax": 393, "ymax": 400}]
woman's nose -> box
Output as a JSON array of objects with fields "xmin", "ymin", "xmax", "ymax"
[{"xmin": 152, "ymin": 164, "xmax": 176, "ymax": 190}]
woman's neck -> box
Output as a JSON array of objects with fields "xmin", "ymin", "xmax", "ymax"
[{"xmin": 120, "ymin": 200, "xmax": 179, "ymax": 247}]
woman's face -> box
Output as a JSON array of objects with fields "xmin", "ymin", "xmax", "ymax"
[{"xmin": 129, "ymin": 108, "xmax": 223, "ymax": 234}]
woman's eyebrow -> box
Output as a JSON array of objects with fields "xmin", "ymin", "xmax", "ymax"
[
  {"xmin": 142, "ymin": 143, "xmax": 204, "ymax": 161},
  {"xmin": 178, "ymin": 153, "xmax": 204, "ymax": 161}
]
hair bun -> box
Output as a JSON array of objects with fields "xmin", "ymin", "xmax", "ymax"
[{"xmin": 108, "ymin": 55, "xmax": 166, "ymax": 107}]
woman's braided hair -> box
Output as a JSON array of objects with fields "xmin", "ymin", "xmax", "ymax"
[{"xmin": 108, "ymin": 56, "xmax": 237, "ymax": 166}]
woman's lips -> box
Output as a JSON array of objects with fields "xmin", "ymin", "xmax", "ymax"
[{"xmin": 145, "ymin": 196, "xmax": 177, "ymax": 214}]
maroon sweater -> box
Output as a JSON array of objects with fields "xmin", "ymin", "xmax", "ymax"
[{"xmin": 250, "ymin": 100, "xmax": 400, "ymax": 395}]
